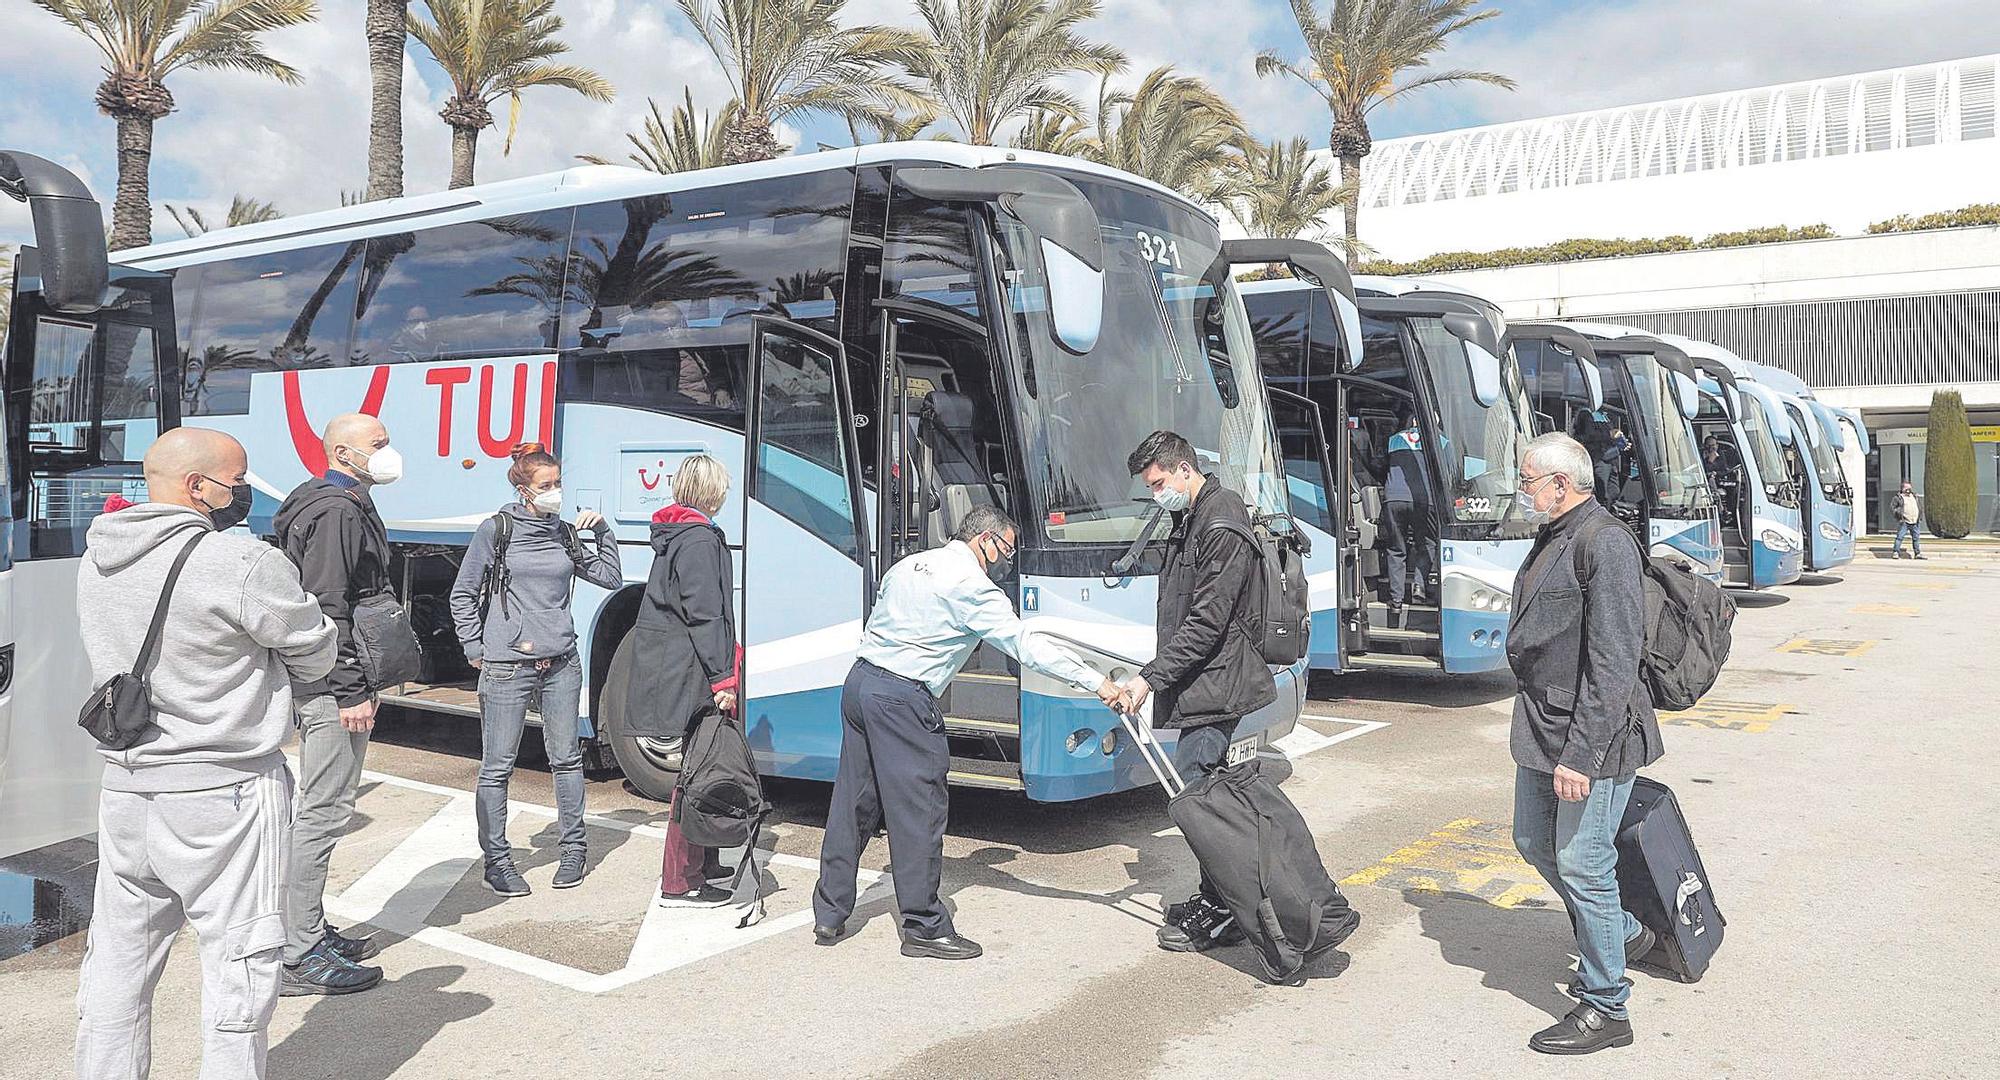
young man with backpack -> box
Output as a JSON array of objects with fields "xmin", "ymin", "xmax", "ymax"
[
  {"xmin": 269, "ymin": 413, "xmax": 405, "ymax": 996},
  {"xmin": 1506, "ymin": 433, "xmax": 1666, "ymax": 1055},
  {"xmin": 1121, "ymin": 431, "xmax": 1282, "ymax": 954}
]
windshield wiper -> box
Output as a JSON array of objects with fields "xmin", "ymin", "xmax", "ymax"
[{"xmin": 1136, "ymin": 253, "xmax": 1195, "ymax": 388}]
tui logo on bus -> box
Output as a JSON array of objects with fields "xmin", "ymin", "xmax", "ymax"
[{"xmin": 281, "ymin": 359, "xmax": 557, "ymax": 475}]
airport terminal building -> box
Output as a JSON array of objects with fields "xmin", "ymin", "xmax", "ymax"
[{"xmin": 1341, "ymin": 54, "xmax": 2000, "ymax": 535}]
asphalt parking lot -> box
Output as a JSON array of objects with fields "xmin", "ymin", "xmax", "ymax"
[{"xmin": 5, "ymin": 552, "xmax": 1997, "ymax": 1080}]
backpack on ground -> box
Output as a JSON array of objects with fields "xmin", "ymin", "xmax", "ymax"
[
  {"xmin": 1120, "ymin": 709, "xmax": 1360, "ymax": 983},
  {"xmin": 674, "ymin": 710, "xmax": 771, "ymax": 927},
  {"xmin": 1206, "ymin": 519, "xmax": 1311, "ymax": 667},
  {"xmin": 1575, "ymin": 518, "xmax": 1736, "ymax": 711},
  {"xmin": 1615, "ymin": 776, "xmax": 1725, "ymax": 982}
]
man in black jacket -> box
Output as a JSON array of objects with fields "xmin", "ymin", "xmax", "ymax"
[
  {"xmin": 1506, "ymin": 433, "xmax": 1665, "ymax": 1055},
  {"xmin": 271, "ymin": 413, "xmax": 402, "ymax": 995},
  {"xmin": 1121, "ymin": 431, "xmax": 1276, "ymax": 953}
]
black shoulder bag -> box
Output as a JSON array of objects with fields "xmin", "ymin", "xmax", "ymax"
[{"xmin": 78, "ymin": 530, "xmax": 205, "ymax": 750}]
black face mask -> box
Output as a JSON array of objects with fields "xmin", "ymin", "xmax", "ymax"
[
  {"xmin": 204, "ymin": 479, "xmax": 254, "ymax": 531},
  {"xmin": 982, "ymin": 535, "xmax": 1016, "ymax": 583}
]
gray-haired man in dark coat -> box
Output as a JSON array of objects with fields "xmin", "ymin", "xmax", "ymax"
[{"xmin": 1506, "ymin": 433, "xmax": 1665, "ymax": 1056}]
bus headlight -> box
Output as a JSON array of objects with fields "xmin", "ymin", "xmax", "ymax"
[
  {"xmin": 1443, "ymin": 573, "xmax": 1512, "ymax": 615},
  {"xmin": 1818, "ymin": 521, "xmax": 1843, "ymax": 541},
  {"xmin": 1760, "ymin": 529, "xmax": 1798, "ymax": 552}
]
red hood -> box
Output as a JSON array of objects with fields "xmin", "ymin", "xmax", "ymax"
[{"xmin": 651, "ymin": 504, "xmax": 712, "ymax": 525}]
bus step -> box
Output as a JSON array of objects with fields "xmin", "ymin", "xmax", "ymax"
[
  {"xmin": 945, "ymin": 716, "xmax": 1021, "ymax": 737},
  {"xmin": 946, "ymin": 756, "xmax": 1024, "ymax": 791},
  {"xmin": 380, "ymin": 683, "xmax": 523, "ymax": 721},
  {"xmin": 1348, "ymin": 653, "xmax": 1446, "ymax": 673},
  {"xmin": 1365, "ymin": 625, "xmax": 1437, "ymax": 645}
]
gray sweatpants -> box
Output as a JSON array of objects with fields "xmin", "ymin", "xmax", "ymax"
[
  {"xmin": 284, "ymin": 693, "xmax": 369, "ymax": 963},
  {"xmin": 76, "ymin": 765, "xmax": 293, "ymax": 1080}
]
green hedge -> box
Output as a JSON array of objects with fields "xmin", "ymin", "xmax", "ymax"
[
  {"xmin": 1925, "ymin": 390, "xmax": 1977, "ymax": 539},
  {"xmin": 1867, "ymin": 203, "xmax": 2000, "ymax": 235},
  {"xmin": 1355, "ymin": 224, "xmax": 1835, "ymax": 275}
]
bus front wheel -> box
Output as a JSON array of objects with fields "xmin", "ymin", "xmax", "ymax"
[{"xmin": 599, "ymin": 634, "xmax": 682, "ymax": 802}]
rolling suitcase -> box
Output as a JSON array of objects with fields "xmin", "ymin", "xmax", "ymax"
[
  {"xmin": 1615, "ymin": 776, "xmax": 1725, "ymax": 982},
  {"xmin": 1119, "ymin": 707, "xmax": 1359, "ymax": 983}
]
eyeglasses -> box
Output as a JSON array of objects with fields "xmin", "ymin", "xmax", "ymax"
[{"xmin": 984, "ymin": 532, "xmax": 1016, "ymax": 559}]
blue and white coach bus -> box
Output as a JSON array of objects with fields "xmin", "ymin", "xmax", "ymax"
[{"xmin": 1, "ymin": 144, "xmax": 1318, "ymax": 852}]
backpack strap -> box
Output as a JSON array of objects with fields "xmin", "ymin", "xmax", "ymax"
[
  {"xmin": 1569, "ymin": 512, "xmax": 1642, "ymax": 591},
  {"xmin": 136, "ymin": 530, "xmax": 207, "ymax": 677},
  {"xmin": 481, "ymin": 512, "xmax": 514, "ymax": 621},
  {"xmin": 1204, "ymin": 518, "xmax": 1265, "ymax": 558}
]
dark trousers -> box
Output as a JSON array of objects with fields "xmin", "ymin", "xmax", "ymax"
[
  {"xmin": 1171, "ymin": 718, "xmax": 1240, "ymax": 902},
  {"xmin": 813, "ymin": 660, "xmax": 953, "ymax": 937},
  {"xmin": 1382, "ymin": 499, "xmax": 1433, "ymax": 606}
]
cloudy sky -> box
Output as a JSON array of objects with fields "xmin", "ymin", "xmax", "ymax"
[{"xmin": 3, "ymin": 0, "xmax": 1998, "ymax": 249}]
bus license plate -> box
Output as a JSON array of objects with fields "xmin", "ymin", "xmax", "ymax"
[{"xmin": 1226, "ymin": 738, "xmax": 1259, "ymax": 766}]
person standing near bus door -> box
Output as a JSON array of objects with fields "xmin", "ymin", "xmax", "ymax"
[
  {"xmin": 270, "ymin": 413, "xmax": 402, "ymax": 996},
  {"xmin": 812, "ymin": 505, "xmax": 1124, "ymax": 959},
  {"xmin": 1382, "ymin": 412, "xmax": 1436, "ymax": 623},
  {"xmin": 76, "ymin": 428, "xmax": 338, "ymax": 1080},
  {"xmin": 450, "ymin": 444, "xmax": 623, "ymax": 898}
]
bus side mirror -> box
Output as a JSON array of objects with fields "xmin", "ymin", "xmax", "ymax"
[
  {"xmin": 1220, "ymin": 238, "xmax": 1362, "ymax": 371},
  {"xmin": 1443, "ymin": 311, "xmax": 1503, "ymax": 407},
  {"xmin": 895, "ymin": 167, "xmax": 1105, "ymax": 355},
  {"xmin": 1, "ymin": 150, "xmax": 108, "ymax": 314}
]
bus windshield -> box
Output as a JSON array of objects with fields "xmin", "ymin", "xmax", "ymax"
[
  {"xmin": 993, "ymin": 175, "xmax": 1285, "ymax": 544},
  {"xmin": 1409, "ymin": 317, "xmax": 1536, "ymax": 529},
  {"xmin": 1799, "ymin": 409, "xmax": 1847, "ymax": 496},
  {"xmin": 1738, "ymin": 394, "xmax": 1790, "ymax": 494},
  {"xmin": 1620, "ymin": 356, "xmax": 1711, "ymax": 511}
]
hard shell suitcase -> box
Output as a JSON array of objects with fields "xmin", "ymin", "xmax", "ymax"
[
  {"xmin": 1615, "ymin": 776, "xmax": 1725, "ymax": 982},
  {"xmin": 1118, "ymin": 708, "xmax": 1359, "ymax": 983}
]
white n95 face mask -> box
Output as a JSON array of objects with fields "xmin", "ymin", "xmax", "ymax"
[
  {"xmin": 359, "ymin": 445, "xmax": 404, "ymax": 485},
  {"xmin": 530, "ymin": 487, "xmax": 564, "ymax": 514}
]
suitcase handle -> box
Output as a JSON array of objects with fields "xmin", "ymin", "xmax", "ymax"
[{"xmin": 1117, "ymin": 700, "xmax": 1187, "ymax": 798}]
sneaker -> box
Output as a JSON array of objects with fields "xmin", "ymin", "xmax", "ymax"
[
  {"xmin": 656, "ymin": 884, "xmax": 732, "ymax": 907},
  {"xmin": 552, "ymin": 851, "xmax": 588, "ymax": 890},
  {"xmin": 280, "ymin": 939, "xmax": 383, "ymax": 997},
  {"xmin": 321, "ymin": 924, "xmax": 383, "ymax": 962},
  {"xmin": 1158, "ymin": 893, "xmax": 1244, "ymax": 953},
  {"xmin": 484, "ymin": 862, "xmax": 531, "ymax": 897}
]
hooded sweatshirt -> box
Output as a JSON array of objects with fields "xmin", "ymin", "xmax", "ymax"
[
  {"xmin": 270, "ymin": 474, "xmax": 394, "ymax": 705},
  {"xmin": 449, "ymin": 503, "xmax": 623, "ymax": 662},
  {"xmin": 78, "ymin": 503, "xmax": 339, "ymax": 792}
]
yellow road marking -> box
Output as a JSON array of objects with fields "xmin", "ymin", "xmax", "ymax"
[
  {"xmin": 1777, "ymin": 638, "xmax": 1877, "ymax": 656},
  {"xmin": 1894, "ymin": 583, "xmax": 1951, "ymax": 590},
  {"xmin": 1850, "ymin": 604, "xmax": 1920, "ymax": 616},
  {"xmin": 1659, "ymin": 699, "xmax": 1797, "ymax": 733},
  {"xmin": 1343, "ymin": 818, "xmax": 1553, "ymax": 909}
]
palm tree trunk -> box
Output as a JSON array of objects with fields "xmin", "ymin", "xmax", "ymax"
[
  {"xmin": 450, "ymin": 125, "xmax": 479, "ymax": 189},
  {"xmin": 110, "ymin": 114, "xmax": 155, "ymax": 250},
  {"xmin": 364, "ymin": 0, "xmax": 408, "ymax": 201},
  {"xmin": 1340, "ymin": 154, "xmax": 1361, "ymax": 253}
]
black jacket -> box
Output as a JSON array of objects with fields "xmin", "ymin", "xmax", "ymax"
[
  {"xmin": 272, "ymin": 476, "xmax": 393, "ymax": 706},
  {"xmin": 625, "ymin": 507, "xmax": 737, "ymax": 739},
  {"xmin": 1505, "ymin": 500, "xmax": 1663, "ymax": 778},
  {"xmin": 1140, "ymin": 476, "xmax": 1277, "ymax": 729}
]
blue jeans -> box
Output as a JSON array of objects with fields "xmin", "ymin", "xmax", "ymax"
[
  {"xmin": 1892, "ymin": 522, "xmax": 1922, "ymax": 555},
  {"xmin": 1513, "ymin": 766, "xmax": 1642, "ymax": 1018},
  {"xmin": 476, "ymin": 651, "xmax": 586, "ymax": 868}
]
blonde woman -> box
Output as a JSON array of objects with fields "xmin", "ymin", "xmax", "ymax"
[{"xmin": 629, "ymin": 454, "xmax": 741, "ymax": 905}]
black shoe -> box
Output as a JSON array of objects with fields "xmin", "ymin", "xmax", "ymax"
[
  {"xmin": 1625, "ymin": 924, "xmax": 1657, "ymax": 965},
  {"xmin": 813, "ymin": 924, "xmax": 844, "ymax": 946},
  {"xmin": 1158, "ymin": 893, "xmax": 1244, "ymax": 953},
  {"xmin": 484, "ymin": 862, "xmax": 531, "ymax": 898},
  {"xmin": 321, "ymin": 924, "xmax": 382, "ymax": 962},
  {"xmin": 656, "ymin": 884, "xmax": 731, "ymax": 907},
  {"xmin": 552, "ymin": 850, "xmax": 587, "ymax": 890},
  {"xmin": 1529, "ymin": 1005, "xmax": 1634, "ymax": 1055},
  {"xmin": 280, "ymin": 940, "xmax": 383, "ymax": 997},
  {"xmin": 900, "ymin": 931, "xmax": 982, "ymax": 960}
]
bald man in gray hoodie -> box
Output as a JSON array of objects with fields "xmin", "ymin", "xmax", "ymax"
[{"xmin": 74, "ymin": 427, "xmax": 337, "ymax": 1080}]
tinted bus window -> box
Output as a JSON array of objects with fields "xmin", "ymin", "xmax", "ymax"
[
  {"xmin": 350, "ymin": 212, "xmax": 573, "ymax": 366},
  {"xmin": 882, "ymin": 194, "xmax": 981, "ymax": 318},
  {"xmin": 1243, "ymin": 289, "xmax": 1305, "ymax": 385},
  {"xmin": 181, "ymin": 240, "xmax": 364, "ymax": 415},
  {"xmin": 559, "ymin": 173, "xmax": 852, "ymax": 429}
]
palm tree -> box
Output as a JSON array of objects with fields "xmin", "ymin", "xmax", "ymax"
[
  {"xmin": 909, "ymin": 0, "xmax": 1124, "ymax": 145},
  {"xmin": 579, "ymin": 90, "xmax": 736, "ymax": 173},
  {"xmin": 1224, "ymin": 136, "xmax": 1351, "ymax": 242},
  {"xmin": 847, "ymin": 104, "xmax": 945, "ymax": 144},
  {"xmin": 1086, "ymin": 67, "xmax": 1249, "ymax": 200},
  {"xmin": 29, "ymin": 0, "xmax": 319, "ymax": 249},
  {"xmin": 1009, "ymin": 108, "xmax": 1093, "ymax": 156},
  {"xmin": 166, "ymin": 194, "xmax": 285, "ymax": 237},
  {"xmin": 408, "ymin": 0, "xmax": 616, "ymax": 189},
  {"xmin": 675, "ymin": 0, "xmax": 930, "ymax": 164},
  {"xmin": 1258, "ymin": 0, "xmax": 1513, "ymax": 250},
  {"xmin": 364, "ymin": 0, "xmax": 410, "ymax": 200}
]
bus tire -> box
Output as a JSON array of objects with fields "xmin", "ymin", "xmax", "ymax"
[{"xmin": 599, "ymin": 632, "xmax": 682, "ymax": 802}]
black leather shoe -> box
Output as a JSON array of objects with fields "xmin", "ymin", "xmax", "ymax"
[
  {"xmin": 1625, "ymin": 924, "xmax": 1657, "ymax": 965},
  {"xmin": 1529, "ymin": 1005, "xmax": 1634, "ymax": 1055},
  {"xmin": 813, "ymin": 924, "xmax": 844, "ymax": 946},
  {"xmin": 900, "ymin": 932, "xmax": 983, "ymax": 960}
]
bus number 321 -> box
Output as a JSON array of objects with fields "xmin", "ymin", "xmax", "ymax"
[{"xmin": 1136, "ymin": 230, "xmax": 1182, "ymax": 270}]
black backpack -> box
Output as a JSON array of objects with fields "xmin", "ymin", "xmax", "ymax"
[
  {"xmin": 674, "ymin": 711, "xmax": 770, "ymax": 926},
  {"xmin": 1207, "ymin": 519, "xmax": 1311, "ymax": 667},
  {"xmin": 1575, "ymin": 518, "xmax": 1736, "ymax": 711},
  {"xmin": 478, "ymin": 511, "xmax": 588, "ymax": 622}
]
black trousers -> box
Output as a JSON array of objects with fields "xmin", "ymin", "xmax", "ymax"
[
  {"xmin": 813, "ymin": 660, "xmax": 953, "ymax": 937},
  {"xmin": 1171, "ymin": 718, "xmax": 1240, "ymax": 902},
  {"xmin": 1382, "ymin": 499, "xmax": 1434, "ymax": 606}
]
